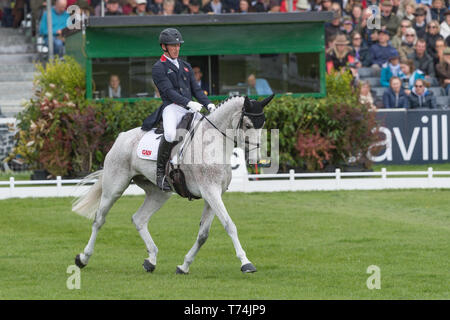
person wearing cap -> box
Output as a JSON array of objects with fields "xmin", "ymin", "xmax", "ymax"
[
  {"xmin": 412, "ymin": 7, "xmax": 427, "ymax": 40},
  {"xmin": 295, "ymin": 0, "xmax": 310, "ymax": 11},
  {"xmin": 141, "ymin": 28, "xmax": 215, "ymax": 191},
  {"xmin": 94, "ymin": 0, "xmax": 123, "ymax": 16},
  {"xmin": 325, "ymin": 10, "xmax": 342, "ymax": 44},
  {"xmin": 380, "ymin": 0, "xmax": 401, "ymax": 38},
  {"xmin": 440, "ymin": 11, "xmax": 450, "ymax": 40},
  {"xmin": 326, "ymin": 34, "xmax": 356, "ymax": 74},
  {"xmin": 435, "ymin": 47, "xmax": 450, "ymax": 95},
  {"xmin": 380, "ymin": 54, "xmax": 405, "ymax": 87},
  {"xmin": 369, "ymin": 29, "xmax": 399, "ymax": 69},
  {"xmin": 341, "ymin": 16, "xmax": 354, "ymax": 42},
  {"xmin": 408, "ymin": 78, "xmax": 438, "ymax": 108},
  {"xmin": 130, "ymin": 0, "xmax": 150, "ymax": 15}
]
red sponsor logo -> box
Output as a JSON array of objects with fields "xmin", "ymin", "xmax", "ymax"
[{"xmin": 142, "ymin": 149, "xmax": 152, "ymax": 156}]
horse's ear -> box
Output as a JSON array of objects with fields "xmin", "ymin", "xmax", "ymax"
[
  {"xmin": 261, "ymin": 94, "xmax": 275, "ymax": 108},
  {"xmin": 244, "ymin": 96, "xmax": 251, "ymax": 109}
]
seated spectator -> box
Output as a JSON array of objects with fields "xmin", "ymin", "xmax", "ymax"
[
  {"xmin": 408, "ymin": 78, "xmax": 437, "ymax": 108},
  {"xmin": 188, "ymin": 0, "xmax": 202, "ymax": 13},
  {"xmin": 122, "ymin": 0, "xmax": 137, "ymax": 15},
  {"xmin": 434, "ymin": 38, "xmax": 446, "ymax": 64},
  {"xmin": 223, "ymin": 0, "xmax": 239, "ymax": 12},
  {"xmin": 440, "ymin": 11, "xmax": 450, "ymax": 40},
  {"xmin": 412, "ymin": 7, "xmax": 427, "ymax": 40},
  {"xmin": 355, "ymin": 8, "xmax": 373, "ymax": 47},
  {"xmin": 430, "ymin": 0, "xmax": 447, "ymax": 24},
  {"xmin": 280, "ymin": 0, "xmax": 297, "ymax": 12},
  {"xmin": 435, "ymin": 47, "xmax": 450, "ymax": 95},
  {"xmin": 95, "ymin": 0, "xmax": 123, "ymax": 16},
  {"xmin": 325, "ymin": 10, "xmax": 342, "ymax": 44},
  {"xmin": 350, "ymin": 3, "xmax": 363, "ymax": 26},
  {"xmin": 193, "ymin": 66, "xmax": 210, "ymax": 95},
  {"xmin": 350, "ymin": 31, "xmax": 372, "ymax": 67},
  {"xmin": 108, "ymin": 74, "xmax": 125, "ymax": 98},
  {"xmin": 341, "ymin": 16, "xmax": 354, "ymax": 42},
  {"xmin": 407, "ymin": 38, "xmax": 436, "ymax": 78},
  {"xmin": 162, "ymin": 0, "xmax": 175, "ymax": 14},
  {"xmin": 370, "ymin": 29, "xmax": 399, "ymax": 69},
  {"xmin": 380, "ymin": 0, "xmax": 400, "ymax": 38},
  {"xmin": 268, "ymin": 0, "xmax": 281, "ymax": 12},
  {"xmin": 295, "ymin": 0, "xmax": 310, "ymax": 12},
  {"xmin": 175, "ymin": 0, "xmax": 190, "ymax": 13},
  {"xmin": 148, "ymin": 0, "xmax": 164, "ymax": 15},
  {"xmin": 398, "ymin": 27, "xmax": 417, "ymax": 61},
  {"xmin": 202, "ymin": 0, "xmax": 229, "ymax": 13},
  {"xmin": 246, "ymin": 74, "xmax": 273, "ymax": 95},
  {"xmin": 326, "ymin": 34, "xmax": 356, "ymax": 74},
  {"xmin": 383, "ymin": 76, "xmax": 410, "ymax": 108},
  {"xmin": 359, "ymin": 80, "xmax": 377, "ymax": 110},
  {"xmin": 392, "ymin": 19, "xmax": 412, "ymax": 50},
  {"xmin": 380, "ymin": 54, "xmax": 404, "ymax": 87},
  {"xmin": 39, "ymin": 0, "xmax": 70, "ymax": 57},
  {"xmin": 131, "ymin": 0, "xmax": 150, "ymax": 15},
  {"xmin": 425, "ymin": 20, "xmax": 444, "ymax": 61},
  {"xmin": 400, "ymin": 59, "xmax": 425, "ymax": 93},
  {"xmin": 397, "ymin": 0, "xmax": 416, "ymax": 23},
  {"xmin": 238, "ymin": 0, "xmax": 249, "ymax": 12}
]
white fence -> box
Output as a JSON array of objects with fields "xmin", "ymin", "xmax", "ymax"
[{"xmin": 1, "ymin": 168, "xmax": 450, "ymax": 200}]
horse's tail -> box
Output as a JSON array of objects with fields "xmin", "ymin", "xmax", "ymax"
[{"xmin": 72, "ymin": 170, "xmax": 103, "ymax": 220}]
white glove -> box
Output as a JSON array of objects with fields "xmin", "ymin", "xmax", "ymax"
[
  {"xmin": 187, "ymin": 101, "xmax": 203, "ymax": 113},
  {"xmin": 207, "ymin": 103, "xmax": 216, "ymax": 112}
]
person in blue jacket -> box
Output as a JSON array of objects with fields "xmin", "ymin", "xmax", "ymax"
[
  {"xmin": 142, "ymin": 28, "xmax": 215, "ymax": 191},
  {"xmin": 380, "ymin": 54, "xmax": 405, "ymax": 87},
  {"xmin": 382, "ymin": 76, "xmax": 410, "ymax": 108},
  {"xmin": 39, "ymin": 0, "xmax": 70, "ymax": 56}
]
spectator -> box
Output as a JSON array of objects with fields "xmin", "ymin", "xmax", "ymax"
[
  {"xmin": 350, "ymin": 3, "xmax": 363, "ymax": 26},
  {"xmin": 148, "ymin": 0, "xmax": 164, "ymax": 14},
  {"xmin": 412, "ymin": 7, "xmax": 427, "ymax": 40},
  {"xmin": 295, "ymin": 0, "xmax": 310, "ymax": 12},
  {"xmin": 380, "ymin": 0, "xmax": 400, "ymax": 38},
  {"xmin": 162, "ymin": 0, "xmax": 175, "ymax": 14},
  {"xmin": 407, "ymin": 38, "xmax": 436, "ymax": 77},
  {"xmin": 435, "ymin": 47, "xmax": 450, "ymax": 95},
  {"xmin": 326, "ymin": 34, "xmax": 356, "ymax": 74},
  {"xmin": 188, "ymin": 0, "xmax": 202, "ymax": 13},
  {"xmin": 434, "ymin": 38, "xmax": 446, "ymax": 64},
  {"xmin": 380, "ymin": 54, "xmax": 404, "ymax": 87},
  {"xmin": 408, "ymin": 78, "xmax": 437, "ymax": 108},
  {"xmin": 330, "ymin": 1, "xmax": 340, "ymax": 16},
  {"xmin": 355, "ymin": 8, "xmax": 374, "ymax": 47},
  {"xmin": 95, "ymin": 0, "xmax": 124, "ymax": 15},
  {"xmin": 441, "ymin": 11, "xmax": 450, "ymax": 40},
  {"xmin": 238, "ymin": 0, "xmax": 249, "ymax": 12},
  {"xmin": 320, "ymin": 0, "xmax": 332, "ymax": 12},
  {"xmin": 391, "ymin": 19, "xmax": 412, "ymax": 50},
  {"xmin": 39, "ymin": 0, "xmax": 70, "ymax": 57},
  {"xmin": 246, "ymin": 74, "xmax": 273, "ymax": 95},
  {"xmin": 398, "ymin": 27, "xmax": 417, "ymax": 61},
  {"xmin": 108, "ymin": 74, "xmax": 125, "ymax": 98},
  {"xmin": 359, "ymin": 80, "xmax": 377, "ymax": 110},
  {"xmin": 202, "ymin": 0, "xmax": 229, "ymax": 13},
  {"xmin": 430, "ymin": 0, "xmax": 447, "ymax": 24},
  {"xmin": 350, "ymin": 31, "xmax": 372, "ymax": 67},
  {"xmin": 193, "ymin": 66, "xmax": 210, "ymax": 95},
  {"xmin": 175, "ymin": 0, "xmax": 190, "ymax": 13},
  {"xmin": 382, "ymin": 76, "xmax": 410, "ymax": 108},
  {"xmin": 131, "ymin": 0, "xmax": 150, "ymax": 15},
  {"xmin": 400, "ymin": 59, "xmax": 425, "ymax": 93},
  {"xmin": 397, "ymin": 0, "xmax": 416, "ymax": 22},
  {"xmin": 325, "ymin": 10, "xmax": 341, "ymax": 44},
  {"xmin": 370, "ymin": 29, "xmax": 399, "ymax": 69},
  {"xmin": 224, "ymin": 0, "xmax": 239, "ymax": 12},
  {"xmin": 425, "ymin": 20, "xmax": 444, "ymax": 61},
  {"xmin": 341, "ymin": 16, "xmax": 354, "ymax": 42},
  {"xmin": 122, "ymin": 0, "xmax": 137, "ymax": 15},
  {"xmin": 268, "ymin": 0, "xmax": 281, "ymax": 12}
]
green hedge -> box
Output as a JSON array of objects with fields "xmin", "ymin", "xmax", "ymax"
[{"xmin": 7, "ymin": 57, "xmax": 380, "ymax": 176}]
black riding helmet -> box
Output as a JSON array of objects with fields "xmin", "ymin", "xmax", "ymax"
[{"xmin": 159, "ymin": 28, "xmax": 184, "ymax": 46}]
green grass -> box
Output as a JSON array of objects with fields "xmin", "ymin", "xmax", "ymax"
[{"xmin": 0, "ymin": 191, "xmax": 449, "ymax": 300}]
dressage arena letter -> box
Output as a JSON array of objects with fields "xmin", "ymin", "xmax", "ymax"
[
  {"xmin": 66, "ymin": 265, "xmax": 81, "ymax": 290},
  {"xmin": 366, "ymin": 265, "xmax": 381, "ymax": 290}
]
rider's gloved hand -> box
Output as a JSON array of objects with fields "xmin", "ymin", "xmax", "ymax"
[
  {"xmin": 207, "ymin": 103, "xmax": 216, "ymax": 112},
  {"xmin": 187, "ymin": 101, "xmax": 203, "ymax": 113}
]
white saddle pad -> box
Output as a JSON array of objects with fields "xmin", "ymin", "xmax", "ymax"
[{"xmin": 137, "ymin": 129, "xmax": 162, "ymax": 161}]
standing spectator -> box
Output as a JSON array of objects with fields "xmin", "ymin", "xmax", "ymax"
[
  {"xmin": 380, "ymin": 54, "xmax": 405, "ymax": 87},
  {"xmin": 370, "ymin": 29, "xmax": 399, "ymax": 69},
  {"xmin": 435, "ymin": 47, "xmax": 450, "ymax": 95},
  {"xmin": 398, "ymin": 27, "xmax": 417, "ymax": 61},
  {"xmin": 383, "ymin": 76, "xmax": 410, "ymax": 108},
  {"xmin": 380, "ymin": 0, "xmax": 400, "ymax": 38},
  {"xmin": 412, "ymin": 7, "xmax": 427, "ymax": 40},
  {"xmin": 39, "ymin": 0, "xmax": 70, "ymax": 57},
  {"xmin": 425, "ymin": 20, "xmax": 444, "ymax": 61},
  {"xmin": 350, "ymin": 31, "xmax": 372, "ymax": 67},
  {"xmin": 326, "ymin": 34, "xmax": 356, "ymax": 74},
  {"xmin": 148, "ymin": 0, "xmax": 164, "ymax": 14},
  {"xmin": 408, "ymin": 78, "xmax": 437, "ymax": 108},
  {"xmin": 391, "ymin": 19, "xmax": 412, "ymax": 50},
  {"xmin": 162, "ymin": 0, "xmax": 175, "ymax": 14},
  {"xmin": 400, "ymin": 59, "xmax": 426, "ymax": 92},
  {"xmin": 430, "ymin": 0, "xmax": 447, "ymax": 24},
  {"xmin": 407, "ymin": 38, "xmax": 436, "ymax": 78},
  {"xmin": 440, "ymin": 11, "xmax": 450, "ymax": 40}
]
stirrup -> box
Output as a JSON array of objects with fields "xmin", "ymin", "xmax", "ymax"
[{"xmin": 158, "ymin": 175, "xmax": 172, "ymax": 192}]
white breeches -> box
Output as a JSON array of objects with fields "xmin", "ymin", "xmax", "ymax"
[{"xmin": 162, "ymin": 103, "xmax": 192, "ymax": 143}]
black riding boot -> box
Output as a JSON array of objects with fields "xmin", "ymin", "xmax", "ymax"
[{"xmin": 156, "ymin": 136, "xmax": 176, "ymax": 191}]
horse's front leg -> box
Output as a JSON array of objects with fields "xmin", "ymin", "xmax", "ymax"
[
  {"xmin": 200, "ymin": 187, "xmax": 256, "ymax": 273},
  {"xmin": 176, "ymin": 201, "xmax": 215, "ymax": 274}
]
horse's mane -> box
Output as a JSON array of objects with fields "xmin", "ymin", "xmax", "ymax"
[{"xmin": 215, "ymin": 95, "xmax": 244, "ymax": 110}]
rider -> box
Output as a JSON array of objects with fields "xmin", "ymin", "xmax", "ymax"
[{"xmin": 142, "ymin": 28, "xmax": 216, "ymax": 191}]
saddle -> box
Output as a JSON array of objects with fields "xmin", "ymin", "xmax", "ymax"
[{"xmin": 163, "ymin": 112, "xmax": 201, "ymax": 201}]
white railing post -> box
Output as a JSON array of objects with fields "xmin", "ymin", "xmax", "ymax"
[
  {"xmin": 335, "ymin": 168, "xmax": 341, "ymax": 189},
  {"xmin": 381, "ymin": 168, "xmax": 387, "ymax": 180},
  {"xmin": 9, "ymin": 177, "xmax": 14, "ymax": 197},
  {"xmin": 427, "ymin": 167, "xmax": 433, "ymax": 180},
  {"xmin": 57, "ymin": 176, "xmax": 62, "ymax": 196},
  {"xmin": 289, "ymin": 169, "xmax": 295, "ymax": 191}
]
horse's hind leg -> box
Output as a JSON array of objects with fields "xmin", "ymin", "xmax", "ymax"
[
  {"xmin": 176, "ymin": 201, "xmax": 215, "ymax": 274},
  {"xmin": 132, "ymin": 179, "xmax": 171, "ymax": 273},
  {"xmin": 75, "ymin": 172, "xmax": 131, "ymax": 268}
]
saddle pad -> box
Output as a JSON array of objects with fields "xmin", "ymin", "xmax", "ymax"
[{"xmin": 137, "ymin": 129, "xmax": 162, "ymax": 161}]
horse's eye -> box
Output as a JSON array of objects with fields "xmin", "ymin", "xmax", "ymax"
[{"xmin": 245, "ymin": 123, "xmax": 252, "ymax": 129}]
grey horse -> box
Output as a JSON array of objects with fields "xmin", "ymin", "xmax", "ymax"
[{"xmin": 72, "ymin": 94, "xmax": 274, "ymax": 274}]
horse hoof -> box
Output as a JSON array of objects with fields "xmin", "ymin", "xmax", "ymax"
[
  {"xmin": 241, "ymin": 263, "xmax": 257, "ymax": 273},
  {"xmin": 175, "ymin": 266, "xmax": 188, "ymax": 275},
  {"xmin": 75, "ymin": 254, "xmax": 86, "ymax": 269},
  {"xmin": 143, "ymin": 259, "xmax": 156, "ymax": 273}
]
